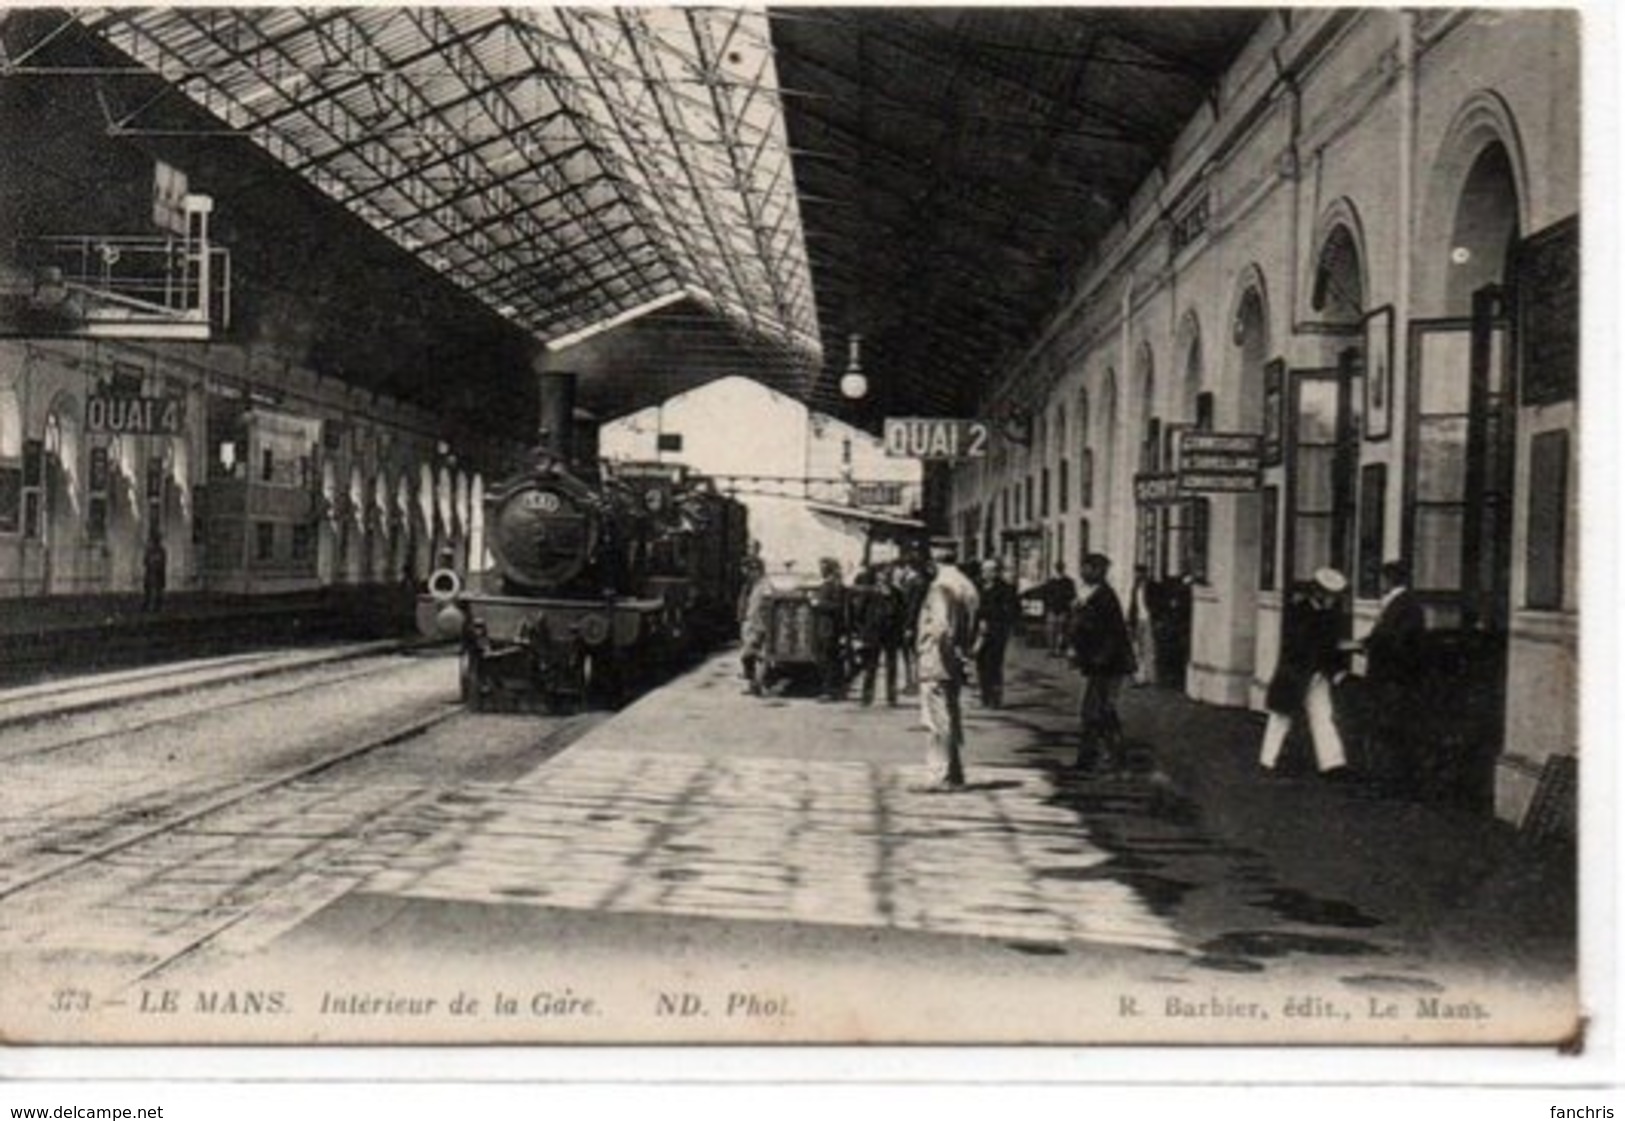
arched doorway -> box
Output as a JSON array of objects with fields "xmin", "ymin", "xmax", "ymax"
[
  {"xmin": 318, "ymin": 458, "xmax": 339, "ymax": 585},
  {"xmin": 164, "ymin": 436, "xmax": 191, "ymax": 589},
  {"xmin": 395, "ymin": 472, "xmax": 415, "ymax": 584},
  {"xmin": 1075, "ymin": 385, "xmax": 1091, "ymax": 570},
  {"xmin": 1282, "ymin": 214, "xmax": 1365, "ymax": 589},
  {"xmin": 1427, "ymin": 141, "xmax": 1520, "ymax": 629},
  {"xmin": 1095, "ymin": 369, "xmax": 1118, "ymax": 566},
  {"xmin": 1411, "ymin": 129, "xmax": 1524, "ymax": 630},
  {"xmin": 42, "ymin": 396, "xmax": 82, "ymax": 594},
  {"xmin": 1053, "ymin": 400, "xmax": 1068, "ymax": 522},
  {"xmin": 104, "ymin": 435, "xmax": 144, "ymax": 591},
  {"xmin": 1407, "ymin": 122, "xmax": 1527, "ymax": 811},
  {"xmin": 1133, "ymin": 342, "xmax": 1161, "ymax": 580},
  {"xmin": 416, "ymin": 461, "xmax": 435, "ymax": 579},
  {"xmin": 371, "ymin": 469, "xmax": 392, "ymax": 583},
  {"xmin": 1229, "ymin": 279, "xmax": 1271, "ymax": 704},
  {"xmin": 0, "ymin": 387, "xmax": 21, "ymax": 549},
  {"xmin": 454, "ymin": 469, "xmax": 471, "ymax": 571},
  {"xmin": 1159, "ymin": 313, "xmax": 1206, "ymax": 688},
  {"xmin": 434, "ymin": 463, "xmax": 455, "ymax": 570},
  {"xmin": 346, "ymin": 464, "xmax": 366, "ymax": 584}
]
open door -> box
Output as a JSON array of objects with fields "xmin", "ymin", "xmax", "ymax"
[{"xmin": 1404, "ymin": 286, "xmax": 1516, "ymax": 810}]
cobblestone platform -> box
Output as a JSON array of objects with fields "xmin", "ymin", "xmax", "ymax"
[
  {"xmin": 351, "ymin": 643, "xmax": 1574, "ymax": 982},
  {"xmin": 367, "ymin": 750, "xmax": 1184, "ymax": 953}
]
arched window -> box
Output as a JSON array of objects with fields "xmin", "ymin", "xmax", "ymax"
[
  {"xmin": 1312, "ymin": 224, "xmax": 1365, "ymax": 325},
  {"xmin": 1292, "ymin": 215, "xmax": 1367, "ymax": 584},
  {"xmin": 1136, "ymin": 343, "xmax": 1157, "ymax": 472},
  {"xmin": 1096, "ymin": 369, "xmax": 1117, "ymax": 541},
  {"xmin": 1172, "ymin": 316, "xmax": 1209, "ymax": 581},
  {"xmin": 0, "ymin": 387, "xmax": 21, "ymax": 533},
  {"xmin": 1053, "ymin": 402, "xmax": 1067, "ymax": 514},
  {"xmin": 44, "ymin": 397, "xmax": 82, "ymax": 517}
]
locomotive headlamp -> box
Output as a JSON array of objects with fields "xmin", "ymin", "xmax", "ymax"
[{"xmin": 579, "ymin": 613, "xmax": 611, "ymax": 647}]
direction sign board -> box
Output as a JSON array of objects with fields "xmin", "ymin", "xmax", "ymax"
[
  {"xmin": 851, "ymin": 481, "xmax": 905, "ymax": 507},
  {"xmin": 1176, "ymin": 431, "xmax": 1262, "ymax": 493},
  {"xmin": 883, "ymin": 418, "xmax": 991, "ymax": 460}
]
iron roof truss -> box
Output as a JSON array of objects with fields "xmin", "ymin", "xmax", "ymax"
[{"xmin": 76, "ymin": 6, "xmax": 822, "ymax": 374}]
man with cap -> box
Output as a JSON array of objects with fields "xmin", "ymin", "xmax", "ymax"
[
  {"xmin": 914, "ymin": 544, "xmax": 980, "ymax": 791},
  {"xmin": 1259, "ymin": 567, "xmax": 1352, "ymax": 778},
  {"xmin": 1068, "ymin": 552, "xmax": 1137, "ymax": 774},
  {"xmin": 809, "ymin": 556, "xmax": 849, "ymax": 701},
  {"xmin": 974, "ymin": 558, "xmax": 1020, "ymax": 709},
  {"xmin": 852, "ymin": 564, "xmax": 904, "ymax": 707}
]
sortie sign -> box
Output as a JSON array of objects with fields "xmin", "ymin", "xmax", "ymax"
[
  {"xmin": 1133, "ymin": 473, "xmax": 1183, "ymax": 505},
  {"xmin": 883, "ymin": 418, "xmax": 991, "ymax": 460}
]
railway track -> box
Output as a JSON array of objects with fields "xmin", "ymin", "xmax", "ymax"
[
  {"xmin": 0, "ymin": 700, "xmax": 462, "ymax": 901},
  {"xmin": 0, "ymin": 653, "xmax": 606, "ymax": 990},
  {"xmin": 0, "ymin": 654, "xmax": 416, "ymax": 762},
  {"xmin": 0, "ymin": 640, "xmax": 417, "ymax": 736}
]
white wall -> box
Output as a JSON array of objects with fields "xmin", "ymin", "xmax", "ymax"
[{"xmin": 947, "ymin": 9, "xmax": 1580, "ymax": 820}]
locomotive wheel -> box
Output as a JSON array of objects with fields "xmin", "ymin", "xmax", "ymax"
[{"xmin": 459, "ymin": 646, "xmax": 487, "ymax": 711}]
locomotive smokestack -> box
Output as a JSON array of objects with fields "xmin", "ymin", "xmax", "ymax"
[
  {"xmin": 573, "ymin": 406, "xmax": 600, "ymax": 480},
  {"xmin": 537, "ymin": 371, "xmax": 577, "ymax": 463}
]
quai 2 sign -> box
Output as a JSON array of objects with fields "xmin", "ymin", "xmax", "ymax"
[{"xmin": 883, "ymin": 418, "xmax": 991, "ymax": 460}]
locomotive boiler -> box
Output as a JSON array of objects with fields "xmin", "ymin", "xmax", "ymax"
[{"xmin": 425, "ymin": 372, "xmax": 747, "ymax": 711}]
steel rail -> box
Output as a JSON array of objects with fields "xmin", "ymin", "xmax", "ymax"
[{"xmin": 0, "ymin": 698, "xmax": 464, "ymax": 904}]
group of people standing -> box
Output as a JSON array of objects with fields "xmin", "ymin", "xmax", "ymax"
[
  {"xmin": 736, "ymin": 544, "xmax": 1430, "ymax": 798},
  {"xmin": 733, "ymin": 546, "xmax": 1143, "ymax": 793},
  {"xmin": 916, "ymin": 549, "xmax": 1143, "ymax": 788},
  {"xmin": 732, "ymin": 547, "xmax": 1016, "ymax": 792},
  {"xmin": 736, "ymin": 553, "xmax": 931, "ymax": 708}
]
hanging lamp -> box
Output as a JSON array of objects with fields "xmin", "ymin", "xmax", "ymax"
[{"xmin": 839, "ymin": 334, "xmax": 867, "ymax": 400}]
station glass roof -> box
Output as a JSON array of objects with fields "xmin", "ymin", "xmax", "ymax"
[
  {"xmin": 78, "ymin": 6, "xmax": 823, "ymax": 389},
  {"xmin": 7, "ymin": 6, "xmax": 1270, "ymax": 425}
]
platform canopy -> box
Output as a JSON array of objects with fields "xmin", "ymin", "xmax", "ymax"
[
  {"xmin": 61, "ymin": 6, "xmax": 823, "ymax": 416},
  {"xmin": 19, "ymin": 6, "xmax": 1266, "ymax": 425}
]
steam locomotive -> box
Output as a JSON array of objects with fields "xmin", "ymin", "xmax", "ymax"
[{"xmin": 424, "ymin": 374, "xmax": 749, "ymax": 711}]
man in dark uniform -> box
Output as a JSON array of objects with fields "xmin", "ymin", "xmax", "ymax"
[
  {"xmin": 1043, "ymin": 562, "xmax": 1078, "ymax": 657},
  {"xmin": 1356, "ymin": 560, "xmax": 1428, "ymax": 793},
  {"xmin": 974, "ymin": 558, "xmax": 1020, "ymax": 708},
  {"xmin": 853, "ymin": 565, "xmax": 904, "ymax": 706},
  {"xmin": 1068, "ymin": 553, "xmax": 1137, "ymax": 774},
  {"xmin": 142, "ymin": 529, "xmax": 168, "ymax": 613},
  {"xmin": 1022, "ymin": 562, "xmax": 1077, "ymax": 657},
  {"xmin": 809, "ymin": 557, "xmax": 848, "ymax": 701}
]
